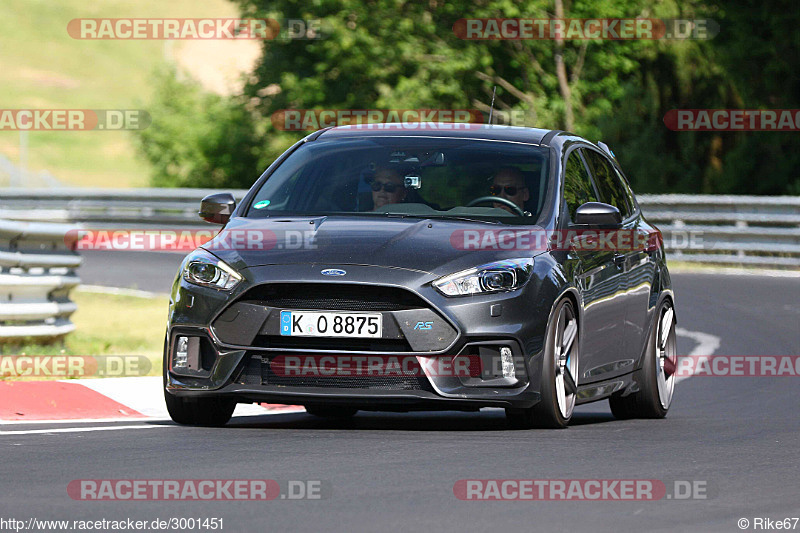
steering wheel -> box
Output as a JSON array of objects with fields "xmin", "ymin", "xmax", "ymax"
[{"xmin": 466, "ymin": 196, "xmax": 526, "ymax": 217}]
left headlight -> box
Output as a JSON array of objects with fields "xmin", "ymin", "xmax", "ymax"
[
  {"xmin": 182, "ymin": 249, "xmax": 242, "ymax": 291},
  {"xmin": 432, "ymin": 258, "xmax": 534, "ymax": 297}
]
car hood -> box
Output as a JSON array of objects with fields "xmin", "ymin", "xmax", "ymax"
[{"xmin": 202, "ymin": 216, "xmax": 548, "ymax": 276}]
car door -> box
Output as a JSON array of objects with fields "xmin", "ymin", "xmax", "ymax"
[
  {"xmin": 561, "ymin": 147, "xmax": 628, "ymax": 384},
  {"xmin": 582, "ymin": 148, "xmax": 652, "ymax": 375}
]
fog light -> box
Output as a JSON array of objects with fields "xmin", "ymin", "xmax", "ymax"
[
  {"xmin": 174, "ymin": 336, "xmax": 189, "ymax": 368},
  {"xmin": 500, "ymin": 347, "xmax": 515, "ymax": 379}
]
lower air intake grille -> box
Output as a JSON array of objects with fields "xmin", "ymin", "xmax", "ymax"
[{"xmin": 236, "ymin": 355, "xmax": 429, "ymax": 391}]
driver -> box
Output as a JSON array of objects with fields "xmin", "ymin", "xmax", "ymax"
[
  {"xmin": 370, "ymin": 168, "xmax": 407, "ymax": 210},
  {"xmin": 489, "ymin": 166, "xmax": 529, "ymax": 213}
]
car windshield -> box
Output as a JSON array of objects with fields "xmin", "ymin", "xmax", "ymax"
[{"xmin": 246, "ymin": 136, "xmax": 550, "ymax": 224}]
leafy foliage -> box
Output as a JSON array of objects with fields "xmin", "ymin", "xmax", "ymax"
[
  {"xmin": 139, "ymin": 0, "xmax": 799, "ymax": 194},
  {"xmin": 136, "ymin": 68, "xmax": 264, "ymax": 189}
]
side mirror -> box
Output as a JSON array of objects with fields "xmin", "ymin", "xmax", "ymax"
[
  {"xmin": 574, "ymin": 202, "xmax": 622, "ymax": 226},
  {"xmin": 199, "ymin": 193, "xmax": 236, "ymax": 224}
]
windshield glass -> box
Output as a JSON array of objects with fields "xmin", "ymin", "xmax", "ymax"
[{"xmin": 245, "ymin": 137, "xmax": 550, "ymax": 224}]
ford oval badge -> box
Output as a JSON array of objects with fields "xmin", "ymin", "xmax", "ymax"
[{"xmin": 321, "ymin": 268, "xmax": 346, "ymax": 276}]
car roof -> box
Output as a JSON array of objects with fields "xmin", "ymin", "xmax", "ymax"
[{"xmin": 315, "ymin": 124, "xmax": 556, "ymax": 145}]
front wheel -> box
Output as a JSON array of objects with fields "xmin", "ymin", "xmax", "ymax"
[
  {"xmin": 609, "ymin": 300, "xmax": 676, "ymax": 419},
  {"xmin": 162, "ymin": 334, "xmax": 235, "ymax": 426},
  {"xmin": 164, "ymin": 391, "xmax": 236, "ymax": 426},
  {"xmin": 506, "ymin": 298, "xmax": 579, "ymax": 429}
]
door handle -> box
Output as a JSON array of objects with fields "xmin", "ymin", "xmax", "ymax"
[{"xmin": 614, "ymin": 254, "xmax": 626, "ymax": 268}]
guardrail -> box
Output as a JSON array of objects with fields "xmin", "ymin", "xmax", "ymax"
[
  {"xmin": 0, "ymin": 188, "xmax": 248, "ymax": 227},
  {"xmin": 0, "ymin": 219, "xmax": 81, "ymax": 343},
  {"xmin": 0, "ymin": 188, "xmax": 798, "ymax": 268},
  {"xmin": 641, "ymin": 195, "xmax": 800, "ymax": 268}
]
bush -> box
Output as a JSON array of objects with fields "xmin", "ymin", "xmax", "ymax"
[{"xmin": 135, "ymin": 67, "xmax": 266, "ymax": 189}]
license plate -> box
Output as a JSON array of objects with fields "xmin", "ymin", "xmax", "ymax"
[{"xmin": 280, "ymin": 311, "xmax": 382, "ymax": 338}]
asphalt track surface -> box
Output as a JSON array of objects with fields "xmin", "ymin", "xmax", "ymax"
[{"xmin": 1, "ymin": 250, "xmax": 798, "ymax": 532}]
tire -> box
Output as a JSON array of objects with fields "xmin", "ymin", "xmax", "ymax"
[
  {"xmin": 162, "ymin": 333, "xmax": 235, "ymax": 427},
  {"xmin": 305, "ymin": 406, "xmax": 358, "ymax": 418},
  {"xmin": 506, "ymin": 298, "xmax": 579, "ymax": 429},
  {"xmin": 609, "ymin": 300, "xmax": 676, "ymax": 419},
  {"xmin": 164, "ymin": 392, "xmax": 236, "ymax": 427}
]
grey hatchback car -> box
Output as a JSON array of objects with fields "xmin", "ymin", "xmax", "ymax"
[{"xmin": 163, "ymin": 124, "xmax": 677, "ymax": 428}]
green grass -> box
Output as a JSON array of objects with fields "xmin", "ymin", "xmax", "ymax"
[
  {"xmin": 1, "ymin": 290, "xmax": 169, "ymax": 379},
  {"xmin": 0, "ymin": 0, "xmax": 241, "ymax": 188}
]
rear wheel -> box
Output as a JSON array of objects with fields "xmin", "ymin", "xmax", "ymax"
[
  {"xmin": 609, "ymin": 300, "xmax": 676, "ymax": 419},
  {"xmin": 506, "ymin": 298, "xmax": 579, "ymax": 429},
  {"xmin": 305, "ymin": 406, "xmax": 358, "ymax": 418}
]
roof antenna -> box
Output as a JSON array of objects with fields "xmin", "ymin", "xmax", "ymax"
[{"xmin": 487, "ymin": 85, "xmax": 497, "ymax": 126}]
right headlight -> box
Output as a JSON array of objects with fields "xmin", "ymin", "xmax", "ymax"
[
  {"xmin": 432, "ymin": 258, "xmax": 533, "ymax": 297},
  {"xmin": 182, "ymin": 249, "xmax": 242, "ymax": 291}
]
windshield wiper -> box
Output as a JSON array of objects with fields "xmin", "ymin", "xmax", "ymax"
[
  {"xmin": 378, "ymin": 213, "xmax": 500, "ymax": 224},
  {"xmin": 379, "ymin": 212, "xmax": 506, "ymax": 224},
  {"xmin": 424, "ymin": 215, "xmax": 503, "ymax": 225}
]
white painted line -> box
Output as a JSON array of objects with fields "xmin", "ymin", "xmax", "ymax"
[
  {"xmin": 675, "ymin": 327, "xmax": 722, "ymax": 384},
  {"xmin": 73, "ymin": 376, "xmax": 288, "ymax": 419},
  {"xmin": 0, "ymin": 417, "xmax": 165, "ymax": 426},
  {"xmin": 1, "ymin": 375, "xmax": 302, "ymax": 424},
  {"xmin": 0, "ymin": 424, "xmax": 170, "ymax": 436},
  {"xmin": 670, "ymin": 266, "xmax": 800, "ymax": 278},
  {"xmin": 73, "ymin": 376, "xmax": 168, "ymax": 418},
  {"xmin": 0, "ymin": 410, "xmax": 304, "ymax": 426}
]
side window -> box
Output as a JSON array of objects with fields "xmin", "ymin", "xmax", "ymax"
[
  {"xmin": 563, "ymin": 150, "xmax": 598, "ymax": 221},
  {"xmin": 583, "ymin": 149, "xmax": 633, "ymax": 220},
  {"xmin": 612, "ymin": 166, "xmax": 638, "ymax": 215}
]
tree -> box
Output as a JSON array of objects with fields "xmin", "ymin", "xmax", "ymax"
[
  {"xmin": 137, "ymin": 0, "xmax": 799, "ymax": 194},
  {"xmin": 135, "ymin": 68, "xmax": 265, "ymax": 188}
]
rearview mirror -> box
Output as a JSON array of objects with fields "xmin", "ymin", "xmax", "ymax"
[
  {"xmin": 574, "ymin": 202, "xmax": 622, "ymax": 226},
  {"xmin": 199, "ymin": 193, "xmax": 236, "ymax": 224}
]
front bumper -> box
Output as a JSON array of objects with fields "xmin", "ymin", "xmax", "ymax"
[
  {"xmin": 166, "ymin": 344, "xmax": 541, "ymax": 410},
  {"xmin": 165, "ymin": 262, "xmax": 556, "ymax": 410}
]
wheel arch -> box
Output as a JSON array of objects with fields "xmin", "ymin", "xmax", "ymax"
[{"xmin": 635, "ymin": 286, "xmax": 677, "ymax": 372}]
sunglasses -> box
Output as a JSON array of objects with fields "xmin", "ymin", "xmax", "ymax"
[
  {"xmin": 489, "ymin": 184, "xmax": 525, "ymax": 196},
  {"xmin": 371, "ymin": 181, "xmax": 401, "ymax": 193}
]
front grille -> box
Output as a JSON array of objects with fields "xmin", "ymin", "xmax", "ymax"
[
  {"xmin": 238, "ymin": 283, "xmax": 427, "ymax": 311},
  {"xmin": 235, "ymin": 355, "xmax": 430, "ymax": 391}
]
